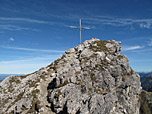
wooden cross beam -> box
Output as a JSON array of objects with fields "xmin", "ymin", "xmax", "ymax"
[{"xmin": 69, "ymin": 19, "xmax": 90, "ymax": 44}]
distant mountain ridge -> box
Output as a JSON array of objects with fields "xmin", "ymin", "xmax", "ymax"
[
  {"xmin": 138, "ymin": 72, "xmax": 152, "ymax": 77},
  {"xmin": 137, "ymin": 72, "xmax": 152, "ymax": 92}
]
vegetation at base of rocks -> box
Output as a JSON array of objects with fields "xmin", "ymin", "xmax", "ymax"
[
  {"xmin": 20, "ymin": 71, "xmax": 37, "ymax": 79},
  {"xmin": 94, "ymin": 88, "xmax": 98, "ymax": 93},
  {"xmin": 139, "ymin": 90, "xmax": 152, "ymax": 114},
  {"xmin": 99, "ymin": 90, "xmax": 108, "ymax": 95},
  {"xmin": 90, "ymin": 72, "xmax": 96, "ymax": 82},
  {"xmin": 122, "ymin": 75, "xmax": 127, "ymax": 82},
  {"xmin": 94, "ymin": 57, "xmax": 112, "ymax": 71},
  {"xmin": 89, "ymin": 40, "xmax": 111, "ymax": 52},
  {"xmin": 21, "ymin": 104, "xmax": 28, "ymax": 111},
  {"xmin": 122, "ymin": 68, "xmax": 135, "ymax": 82},
  {"xmin": 47, "ymin": 54, "xmax": 66, "ymax": 73},
  {"xmin": 101, "ymin": 59, "xmax": 109, "ymax": 67},
  {"xmin": 128, "ymin": 68, "xmax": 135, "ymax": 75},
  {"xmin": 77, "ymin": 79, "xmax": 82, "ymax": 85},
  {"xmin": 94, "ymin": 88, "xmax": 108, "ymax": 95},
  {"xmin": 8, "ymin": 86, "xmax": 14, "ymax": 93},
  {"xmin": 27, "ymin": 100, "xmax": 41, "ymax": 113},
  {"xmin": 27, "ymin": 89, "xmax": 41, "ymax": 113},
  {"xmin": 80, "ymin": 56, "xmax": 92, "ymax": 65},
  {"xmin": 78, "ymin": 71, "xmax": 106, "ymax": 94},
  {"xmin": 15, "ymin": 92, "xmax": 24, "ymax": 102},
  {"xmin": 81, "ymin": 84, "xmax": 86, "ymax": 93},
  {"xmin": 95, "ymin": 64, "xmax": 105, "ymax": 71},
  {"xmin": 80, "ymin": 53, "xmax": 111, "ymax": 72},
  {"xmin": 1, "ymin": 96, "xmax": 11, "ymax": 106},
  {"xmin": 8, "ymin": 89, "xmax": 41, "ymax": 113},
  {"xmin": 76, "ymin": 71, "xmax": 81, "ymax": 75},
  {"xmin": 88, "ymin": 88, "xmax": 92, "ymax": 92},
  {"xmin": 117, "ymin": 55, "xmax": 124, "ymax": 60},
  {"xmin": 40, "ymin": 74, "xmax": 46, "ymax": 81},
  {"xmin": 31, "ymin": 89, "xmax": 40, "ymax": 96},
  {"xmin": 10, "ymin": 76, "xmax": 21, "ymax": 84},
  {"xmin": 77, "ymin": 79, "xmax": 90, "ymax": 94},
  {"xmin": 58, "ymin": 80, "xmax": 69, "ymax": 88},
  {"xmin": 55, "ymin": 89, "xmax": 62, "ymax": 98},
  {"xmin": 29, "ymin": 78, "xmax": 40, "ymax": 88},
  {"xmin": 7, "ymin": 76, "xmax": 21, "ymax": 93},
  {"xmin": 77, "ymin": 79, "xmax": 86, "ymax": 93},
  {"xmin": 6, "ymin": 91, "xmax": 24, "ymax": 112},
  {"xmin": 78, "ymin": 77, "xmax": 108, "ymax": 95}
]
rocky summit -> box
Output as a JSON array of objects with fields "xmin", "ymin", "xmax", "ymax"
[{"xmin": 0, "ymin": 38, "xmax": 141, "ymax": 114}]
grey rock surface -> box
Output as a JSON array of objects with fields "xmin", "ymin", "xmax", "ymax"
[{"xmin": 0, "ymin": 38, "xmax": 141, "ymax": 114}]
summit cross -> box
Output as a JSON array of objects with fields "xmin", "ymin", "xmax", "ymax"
[{"xmin": 69, "ymin": 19, "xmax": 90, "ymax": 44}]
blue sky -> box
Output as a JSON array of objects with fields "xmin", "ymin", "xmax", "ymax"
[{"xmin": 0, "ymin": 0, "xmax": 152, "ymax": 74}]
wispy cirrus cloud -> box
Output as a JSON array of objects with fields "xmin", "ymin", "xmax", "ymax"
[
  {"xmin": 123, "ymin": 45, "xmax": 144, "ymax": 51},
  {"xmin": 0, "ymin": 17, "xmax": 50, "ymax": 24},
  {"xmin": 139, "ymin": 23, "xmax": 151, "ymax": 29},
  {"xmin": 56, "ymin": 14, "xmax": 152, "ymax": 29},
  {"xmin": 82, "ymin": 16, "xmax": 152, "ymax": 29},
  {"xmin": 0, "ymin": 45, "xmax": 65, "ymax": 53},
  {"xmin": 0, "ymin": 17, "xmax": 68, "ymax": 31},
  {"xmin": 0, "ymin": 25, "xmax": 38, "ymax": 31},
  {"xmin": 1, "ymin": 15, "xmax": 152, "ymax": 30},
  {"xmin": 0, "ymin": 17, "xmax": 67, "ymax": 26}
]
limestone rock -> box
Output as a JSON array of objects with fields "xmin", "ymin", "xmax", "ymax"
[{"xmin": 0, "ymin": 38, "xmax": 141, "ymax": 114}]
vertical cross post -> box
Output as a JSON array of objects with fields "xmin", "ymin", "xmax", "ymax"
[
  {"xmin": 79, "ymin": 19, "xmax": 81, "ymax": 44},
  {"xmin": 69, "ymin": 19, "xmax": 90, "ymax": 45}
]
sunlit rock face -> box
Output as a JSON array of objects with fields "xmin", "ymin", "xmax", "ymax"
[{"xmin": 0, "ymin": 38, "xmax": 141, "ymax": 114}]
